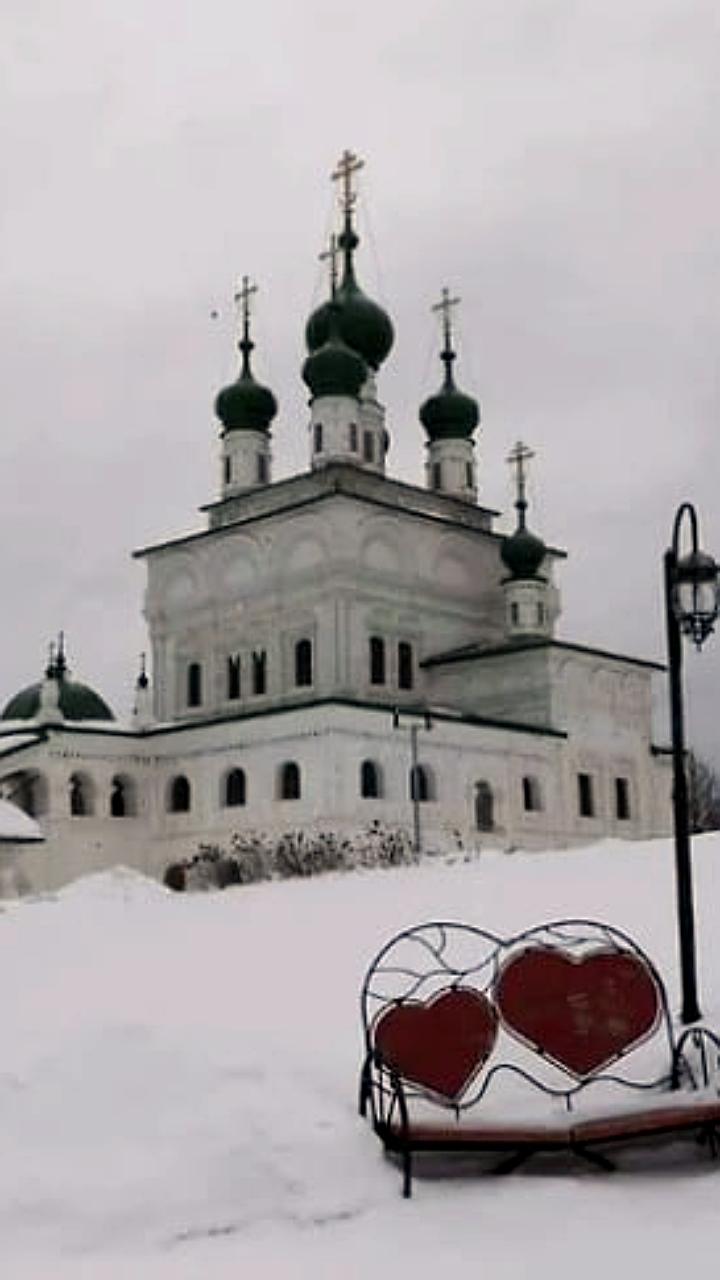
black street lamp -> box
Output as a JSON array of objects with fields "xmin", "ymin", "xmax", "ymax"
[{"xmin": 664, "ymin": 502, "xmax": 720, "ymax": 1024}]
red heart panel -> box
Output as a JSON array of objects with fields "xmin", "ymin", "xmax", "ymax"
[
  {"xmin": 373, "ymin": 987, "xmax": 498, "ymax": 1103},
  {"xmin": 496, "ymin": 946, "xmax": 661, "ymax": 1078}
]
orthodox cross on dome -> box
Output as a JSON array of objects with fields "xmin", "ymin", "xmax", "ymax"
[
  {"xmin": 319, "ymin": 233, "xmax": 340, "ymax": 298},
  {"xmin": 233, "ymin": 275, "xmax": 258, "ymax": 367},
  {"xmin": 332, "ymin": 149, "xmax": 364, "ymax": 216},
  {"xmin": 431, "ymin": 287, "xmax": 461, "ymax": 354},
  {"xmin": 507, "ymin": 440, "xmax": 535, "ymax": 529}
]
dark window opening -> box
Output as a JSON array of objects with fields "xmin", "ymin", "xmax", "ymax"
[
  {"xmin": 110, "ymin": 775, "xmax": 135, "ymax": 818},
  {"xmin": 398, "ymin": 641, "xmax": 414, "ymax": 691},
  {"xmin": 465, "ymin": 462, "xmax": 473, "ymax": 488},
  {"xmin": 475, "ymin": 781, "xmax": 494, "ymax": 831},
  {"xmin": 168, "ymin": 775, "xmax": 191, "ymax": 813},
  {"xmin": 615, "ymin": 777, "xmax": 631, "ymax": 821},
  {"xmin": 363, "ymin": 431, "xmax": 374, "ymax": 462},
  {"xmin": 224, "ymin": 456, "xmax": 231, "ymax": 484},
  {"xmin": 314, "ymin": 422, "xmax": 323, "ymax": 453},
  {"xmin": 187, "ymin": 662, "xmax": 202, "ymax": 708},
  {"xmin": 522, "ymin": 775, "xmax": 542, "ymax": 812},
  {"xmin": 349, "ymin": 423, "xmax": 358, "ymax": 451},
  {"xmin": 360, "ymin": 760, "xmax": 381, "ymax": 798},
  {"xmin": 410, "ymin": 764, "xmax": 431, "ymax": 803},
  {"xmin": 511, "ymin": 602, "xmax": 520, "ymax": 625},
  {"xmin": 369, "ymin": 636, "xmax": 386, "ymax": 685},
  {"xmin": 295, "ymin": 638, "xmax": 313, "ymax": 687},
  {"xmin": 432, "ymin": 462, "xmax": 442, "ymax": 490},
  {"xmin": 224, "ymin": 768, "xmax": 246, "ymax": 808},
  {"xmin": 578, "ymin": 772, "xmax": 594, "ymax": 818},
  {"xmin": 537, "ymin": 603, "xmax": 545, "ymax": 626},
  {"xmin": 252, "ymin": 650, "xmax": 267, "ymax": 695},
  {"xmin": 227, "ymin": 655, "xmax": 241, "ymax": 700},
  {"xmin": 69, "ymin": 772, "xmax": 94, "ymax": 817},
  {"xmin": 280, "ymin": 761, "xmax": 301, "ymax": 800},
  {"xmin": 257, "ymin": 453, "xmax": 268, "ymax": 484}
]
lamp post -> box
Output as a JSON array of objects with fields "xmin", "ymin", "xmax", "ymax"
[
  {"xmin": 392, "ymin": 708, "xmax": 433, "ymax": 855},
  {"xmin": 664, "ymin": 502, "xmax": 720, "ymax": 1025}
]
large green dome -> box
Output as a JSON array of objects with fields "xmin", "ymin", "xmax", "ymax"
[
  {"xmin": 302, "ymin": 325, "xmax": 367, "ymax": 400},
  {"xmin": 2, "ymin": 678, "xmax": 115, "ymax": 723},
  {"xmin": 214, "ymin": 338, "xmax": 277, "ymax": 434},
  {"xmin": 305, "ymin": 226, "xmax": 394, "ymax": 371}
]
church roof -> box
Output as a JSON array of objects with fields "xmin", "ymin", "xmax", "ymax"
[
  {"xmin": 422, "ymin": 637, "xmax": 665, "ymax": 672},
  {"xmin": 2, "ymin": 678, "xmax": 115, "ymax": 723},
  {"xmin": 0, "ymin": 798, "xmax": 43, "ymax": 843}
]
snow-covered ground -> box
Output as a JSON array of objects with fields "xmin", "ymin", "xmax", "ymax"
[{"xmin": 3, "ymin": 834, "xmax": 720, "ymax": 1279}]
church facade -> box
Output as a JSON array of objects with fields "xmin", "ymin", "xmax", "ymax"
[{"xmin": 0, "ymin": 154, "xmax": 671, "ymax": 894}]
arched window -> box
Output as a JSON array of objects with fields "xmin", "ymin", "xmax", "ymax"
[
  {"xmin": 369, "ymin": 636, "xmax": 386, "ymax": 685},
  {"xmin": 187, "ymin": 662, "xmax": 202, "ymax": 708},
  {"xmin": 295, "ymin": 638, "xmax": 313, "ymax": 687},
  {"xmin": 168, "ymin": 775, "xmax": 191, "ymax": 813},
  {"xmin": 252, "ymin": 650, "xmax": 267, "ymax": 695},
  {"xmin": 474, "ymin": 781, "xmax": 494, "ymax": 831},
  {"xmin": 69, "ymin": 772, "xmax": 95, "ymax": 817},
  {"xmin": 279, "ymin": 761, "xmax": 301, "ymax": 801},
  {"xmin": 227, "ymin": 655, "xmax": 241, "ymax": 700},
  {"xmin": 15, "ymin": 770, "xmax": 48, "ymax": 818},
  {"xmin": 409, "ymin": 764, "xmax": 432, "ymax": 803},
  {"xmin": 360, "ymin": 760, "xmax": 382, "ymax": 799},
  {"xmin": 398, "ymin": 641, "xmax": 414, "ymax": 691},
  {"xmin": 522, "ymin": 775, "xmax": 543, "ymax": 813},
  {"xmin": 363, "ymin": 431, "xmax": 374, "ymax": 462},
  {"xmin": 110, "ymin": 774, "xmax": 136, "ymax": 818},
  {"xmin": 224, "ymin": 767, "xmax": 246, "ymax": 808}
]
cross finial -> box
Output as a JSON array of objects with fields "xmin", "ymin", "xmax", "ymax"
[
  {"xmin": 319, "ymin": 234, "xmax": 340, "ymax": 297},
  {"xmin": 506, "ymin": 440, "xmax": 535, "ymax": 528},
  {"xmin": 431, "ymin": 287, "xmax": 461, "ymax": 354},
  {"xmin": 332, "ymin": 149, "xmax": 364, "ymax": 216},
  {"xmin": 233, "ymin": 275, "xmax": 258, "ymax": 348}
]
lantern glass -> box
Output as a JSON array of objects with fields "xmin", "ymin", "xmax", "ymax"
[{"xmin": 673, "ymin": 549, "xmax": 720, "ymax": 647}]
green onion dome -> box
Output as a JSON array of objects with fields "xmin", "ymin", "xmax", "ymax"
[
  {"xmin": 420, "ymin": 349, "xmax": 479, "ymax": 441},
  {"xmin": 214, "ymin": 338, "xmax": 277, "ymax": 434},
  {"xmin": 2, "ymin": 677, "xmax": 115, "ymax": 722},
  {"xmin": 305, "ymin": 225, "xmax": 394, "ymax": 371},
  {"xmin": 302, "ymin": 304, "xmax": 367, "ymax": 399},
  {"xmin": 500, "ymin": 525, "xmax": 547, "ymax": 580}
]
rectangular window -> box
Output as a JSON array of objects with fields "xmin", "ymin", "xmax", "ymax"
[
  {"xmin": 511, "ymin": 602, "xmax": 520, "ymax": 625},
  {"xmin": 432, "ymin": 462, "xmax": 442, "ymax": 490},
  {"xmin": 369, "ymin": 636, "xmax": 386, "ymax": 685},
  {"xmin": 615, "ymin": 777, "xmax": 631, "ymax": 821},
  {"xmin": 349, "ymin": 423, "xmax": 358, "ymax": 452},
  {"xmin": 578, "ymin": 772, "xmax": 594, "ymax": 818},
  {"xmin": 257, "ymin": 454, "xmax": 268, "ymax": 484},
  {"xmin": 465, "ymin": 462, "xmax": 473, "ymax": 488},
  {"xmin": 227, "ymin": 655, "xmax": 241, "ymax": 700},
  {"xmin": 187, "ymin": 662, "xmax": 202, "ymax": 708},
  {"xmin": 398, "ymin": 641, "xmax": 414, "ymax": 691},
  {"xmin": 252, "ymin": 650, "xmax": 267, "ymax": 695},
  {"xmin": 314, "ymin": 422, "xmax": 323, "ymax": 453},
  {"xmin": 224, "ymin": 456, "xmax": 231, "ymax": 484},
  {"xmin": 363, "ymin": 431, "xmax": 374, "ymax": 462}
]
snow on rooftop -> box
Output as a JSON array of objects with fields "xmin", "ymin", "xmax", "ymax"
[
  {"xmin": 0, "ymin": 796, "xmax": 42, "ymax": 841},
  {"xmin": 1, "ymin": 834, "xmax": 720, "ymax": 1277}
]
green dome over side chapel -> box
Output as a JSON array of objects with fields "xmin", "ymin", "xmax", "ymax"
[{"xmin": 2, "ymin": 678, "xmax": 115, "ymax": 723}]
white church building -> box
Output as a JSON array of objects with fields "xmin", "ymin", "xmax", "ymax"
[{"xmin": 0, "ymin": 153, "xmax": 671, "ymax": 893}]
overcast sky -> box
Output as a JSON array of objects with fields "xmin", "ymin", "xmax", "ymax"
[{"xmin": 1, "ymin": 1, "xmax": 718, "ymax": 758}]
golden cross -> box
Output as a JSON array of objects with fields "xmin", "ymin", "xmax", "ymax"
[
  {"xmin": 507, "ymin": 440, "xmax": 535, "ymax": 508},
  {"xmin": 319, "ymin": 233, "xmax": 340, "ymax": 295},
  {"xmin": 332, "ymin": 149, "xmax": 364, "ymax": 214},
  {"xmin": 431, "ymin": 287, "xmax": 461, "ymax": 351},
  {"xmin": 233, "ymin": 275, "xmax": 258, "ymax": 343}
]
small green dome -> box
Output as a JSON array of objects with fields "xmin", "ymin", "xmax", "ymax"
[
  {"xmin": 2, "ymin": 678, "xmax": 115, "ymax": 723},
  {"xmin": 306, "ymin": 226, "xmax": 394, "ymax": 371},
  {"xmin": 215, "ymin": 358, "xmax": 277, "ymax": 434},
  {"xmin": 419, "ymin": 348, "xmax": 479, "ymax": 442},
  {"xmin": 500, "ymin": 526, "xmax": 547, "ymax": 580},
  {"xmin": 302, "ymin": 320, "xmax": 367, "ymax": 400}
]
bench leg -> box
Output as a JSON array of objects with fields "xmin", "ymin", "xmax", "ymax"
[
  {"xmin": 491, "ymin": 1149, "xmax": 533, "ymax": 1176},
  {"xmin": 573, "ymin": 1145, "xmax": 615, "ymax": 1172},
  {"xmin": 402, "ymin": 1148, "xmax": 413, "ymax": 1198}
]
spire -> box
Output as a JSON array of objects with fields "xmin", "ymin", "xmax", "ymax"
[
  {"xmin": 214, "ymin": 276, "xmax": 277, "ymax": 434},
  {"xmin": 319, "ymin": 233, "xmax": 340, "ymax": 300},
  {"xmin": 501, "ymin": 442, "xmax": 547, "ymax": 579},
  {"xmin": 234, "ymin": 275, "xmax": 258, "ymax": 378},
  {"xmin": 420, "ymin": 288, "xmax": 479, "ymax": 441},
  {"xmin": 305, "ymin": 151, "xmax": 394, "ymax": 371},
  {"xmin": 507, "ymin": 440, "xmax": 534, "ymax": 532},
  {"xmin": 133, "ymin": 652, "xmax": 153, "ymax": 729},
  {"xmin": 55, "ymin": 630, "xmax": 67, "ymax": 679},
  {"xmin": 432, "ymin": 287, "xmax": 461, "ymax": 392}
]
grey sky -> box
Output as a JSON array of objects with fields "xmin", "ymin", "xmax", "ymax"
[{"xmin": 1, "ymin": 1, "xmax": 718, "ymax": 758}]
